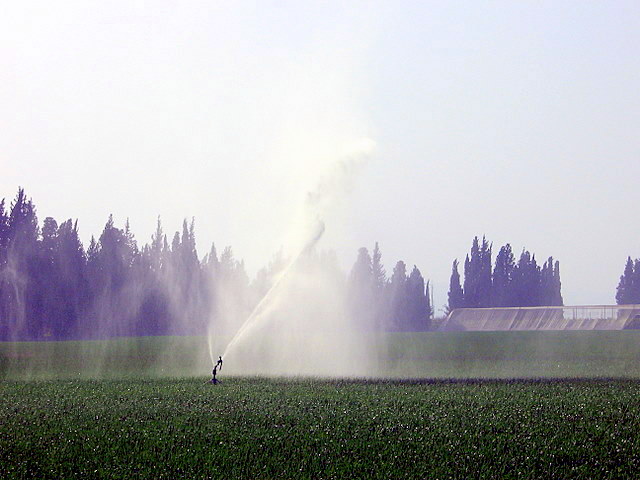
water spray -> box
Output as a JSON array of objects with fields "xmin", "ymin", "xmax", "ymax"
[
  {"xmin": 207, "ymin": 137, "xmax": 376, "ymax": 376},
  {"xmin": 217, "ymin": 219, "xmax": 325, "ymax": 363}
]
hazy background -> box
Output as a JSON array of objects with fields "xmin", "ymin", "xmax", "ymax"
[{"xmin": 2, "ymin": 1, "xmax": 639, "ymax": 313}]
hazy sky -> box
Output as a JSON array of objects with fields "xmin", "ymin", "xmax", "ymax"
[{"xmin": 2, "ymin": 1, "xmax": 639, "ymax": 312}]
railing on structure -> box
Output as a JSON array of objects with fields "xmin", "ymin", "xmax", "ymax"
[{"xmin": 441, "ymin": 305, "xmax": 640, "ymax": 331}]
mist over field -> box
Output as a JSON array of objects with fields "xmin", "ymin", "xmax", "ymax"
[
  {"xmin": 2, "ymin": 1, "xmax": 639, "ymax": 313},
  {"xmin": 2, "ymin": 3, "xmax": 640, "ymax": 479}
]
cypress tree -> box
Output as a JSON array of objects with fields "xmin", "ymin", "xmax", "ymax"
[
  {"xmin": 511, "ymin": 250, "xmax": 541, "ymax": 307},
  {"xmin": 425, "ymin": 279, "xmax": 432, "ymax": 321},
  {"xmin": 0, "ymin": 200, "xmax": 8, "ymax": 339},
  {"xmin": 6, "ymin": 188, "xmax": 40, "ymax": 338},
  {"xmin": 616, "ymin": 257, "xmax": 635, "ymax": 305},
  {"xmin": 528, "ymin": 254, "xmax": 541, "ymax": 306},
  {"xmin": 0, "ymin": 199, "xmax": 8, "ymax": 252},
  {"xmin": 463, "ymin": 237, "xmax": 480, "ymax": 307},
  {"xmin": 462, "ymin": 236, "xmax": 492, "ymax": 307},
  {"xmin": 633, "ymin": 260, "xmax": 640, "ymax": 304},
  {"xmin": 447, "ymin": 259, "xmax": 464, "ymax": 313},
  {"xmin": 371, "ymin": 242, "xmax": 388, "ymax": 330},
  {"xmin": 492, "ymin": 244, "xmax": 515, "ymax": 307},
  {"xmin": 150, "ymin": 216, "xmax": 164, "ymax": 273},
  {"xmin": 540, "ymin": 257, "xmax": 554, "ymax": 306},
  {"xmin": 552, "ymin": 260, "xmax": 563, "ymax": 306},
  {"xmin": 478, "ymin": 236, "xmax": 492, "ymax": 307},
  {"xmin": 406, "ymin": 265, "xmax": 430, "ymax": 331},
  {"xmin": 38, "ymin": 217, "xmax": 59, "ymax": 337},
  {"xmin": 389, "ymin": 260, "xmax": 408, "ymax": 331},
  {"xmin": 347, "ymin": 247, "xmax": 374, "ymax": 330},
  {"xmin": 55, "ymin": 219, "xmax": 87, "ymax": 337},
  {"xmin": 372, "ymin": 242, "xmax": 386, "ymax": 293}
]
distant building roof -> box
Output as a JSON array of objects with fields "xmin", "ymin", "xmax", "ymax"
[{"xmin": 441, "ymin": 305, "xmax": 640, "ymax": 331}]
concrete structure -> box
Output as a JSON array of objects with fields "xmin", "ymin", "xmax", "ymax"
[{"xmin": 440, "ymin": 305, "xmax": 640, "ymax": 331}]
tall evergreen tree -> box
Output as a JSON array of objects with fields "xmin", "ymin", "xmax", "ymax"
[
  {"xmin": 540, "ymin": 257, "xmax": 554, "ymax": 306},
  {"xmin": 463, "ymin": 236, "xmax": 492, "ymax": 307},
  {"xmin": 388, "ymin": 260, "xmax": 408, "ymax": 331},
  {"xmin": 0, "ymin": 199, "xmax": 8, "ymax": 339},
  {"xmin": 54, "ymin": 219, "xmax": 87, "ymax": 337},
  {"xmin": 371, "ymin": 242, "xmax": 387, "ymax": 330},
  {"xmin": 87, "ymin": 215, "xmax": 138, "ymax": 337},
  {"xmin": 0, "ymin": 199, "xmax": 8, "ymax": 253},
  {"xmin": 632, "ymin": 260, "xmax": 640, "ymax": 304},
  {"xmin": 616, "ymin": 257, "xmax": 635, "ymax": 305},
  {"xmin": 40, "ymin": 217, "xmax": 58, "ymax": 257},
  {"xmin": 492, "ymin": 244, "xmax": 515, "ymax": 307},
  {"xmin": 38, "ymin": 217, "xmax": 59, "ymax": 337},
  {"xmin": 6, "ymin": 188, "xmax": 40, "ymax": 338},
  {"xmin": 463, "ymin": 237, "xmax": 479, "ymax": 307},
  {"xmin": 478, "ymin": 236, "xmax": 492, "ymax": 307},
  {"xmin": 149, "ymin": 216, "xmax": 164, "ymax": 273},
  {"xmin": 538, "ymin": 256, "xmax": 563, "ymax": 306},
  {"xmin": 447, "ymin": 259, "xmax": 464, "ymax": 313},
  {"xmin": 406, "ymin": 265, "xmax": 430, "ymax": 330},
  {"xmin": 552, "ymin": 260, "xmax": 563, "ymax": 306},
  {"xmin": 347, "ymin": 247, "xmax": 374, "ymax": 330},
  {"xmin": 124, "ymin": 218, "xmax": 138, "ymax": 258},
  {"xmin": 203, "ymin": 242, "xmax": 220, "ymax": 277},
  {"xmin": 372, "ymin": 242, "xmax": 386, "ymax": 293},
  {"xmin": 97, "ymin": 215, "xmax": 131, "ymax": 292},
  {"xmin": 425, "ymin": 279, "xmax": 432, "ymax": 321},
  {"xmin": 511, "ymin": 250, "xmax": 541, "ymax": 307},
  {"xmin": 215, "ymin": 246, "xmax": 251, "ymax": 333}
]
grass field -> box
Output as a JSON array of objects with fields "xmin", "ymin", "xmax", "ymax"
[
  {"xmin": 3, "ymin": 330, "xmax": 640, "ymax": 379},
  {"xmin": 3, "ymin": 377, "xmax": 640, "ymax": 479},
  {"xmin": 3, "ymin": 332, "xmax": 640, "ymax": 478}
]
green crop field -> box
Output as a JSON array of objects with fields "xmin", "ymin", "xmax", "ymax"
[
  {"xmin": 3, "ymin": 330, "xmax": 640, "ymax": 380},
  {"xmin": 3, "ymin": 332, "xmax": 640, "ymax": 478}
]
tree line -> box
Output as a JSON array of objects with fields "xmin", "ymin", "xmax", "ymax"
[
  {"xmin": 616, "ymin": 257, "xmax": 640, "ymax": 305},
  {"xmin": 0, "ymin": 188, "xmax": 253, "ymax": 340},
  {"xmin": 0, "ymin": 188, "xmax": 432, "ymax": 340},
  {"xmin": 447, "ymin": 236, "xmax": 563, "ymax": 312},
  {"xmin": 347, "ymin": 244, "xmax": 432, "ymax": 332}
]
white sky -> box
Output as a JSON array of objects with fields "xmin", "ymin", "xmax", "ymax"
[{"xmin": 1, "ymin": 1, "xmax": 639, "ymax": 312}]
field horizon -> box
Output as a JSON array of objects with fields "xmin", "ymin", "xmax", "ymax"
[
  {"xmin": 3, "ymin": 330, "xmax": 640, "ymax": 380},
  {"xmin": 4, "ymin": 332, "xmax": 640, "ymax": 478}
]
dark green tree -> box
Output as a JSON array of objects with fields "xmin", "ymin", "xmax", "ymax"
[
  {"xmin": 372, "ymin": 242, "xmax": 386, "ymax": 293},
  {"xmin": 478, "ymin": 237, "xmax": 492, "ymax": 307},
  {"xmin": 511, "ymin": 250, "xmax": 541, "ymax": 307},
  {"xmin": 38, "ymin": 217, "xmax": 59, "ymax": 337},
  {"xmin": 5, "ymin": 189, "xmax": 40, "ymax": 338},
  {"xmin": 463, "ymin": 238, "xmax": 478, "ymax": 307},
  {"xmin": 492, "ymin": 244, "xmax": 515, "ymax": 307},
  {"xmin": 149, "ymin": 216, "xmax": 165, "ymax": 274},
  {"xmin": 406, "ymin": 265, "xmax": 431, "ymax": 330},
  {"xmin": 463, "ymin": 236, "xmax": 492, "ymax": 307},
  {"xmin": 616, "ymin": 257, "xmax": 635, "ymax": 305},
  {"xmin": 86, "ymin": 215, "xmax": 138, "ymax": 337},
  {"xmin": 54, "ymin": 219, "xmax": 87, "ymax": 337},
  {"xmin": 388, "ymin": 260, "xmax": 408, "ymax": 331},
  {"xmin": 0, "ymin": 199, "xmax": 8, "ymax": 253},
  {"xmin": 0, "ymin": 199, "xmax": 8, "ymax": 338},
  {"xmin": 348, "ymin": 247, "xmax": 375, "ymax": 330},
  {"xmin": 540, "ymin": 257, "xmax": 554, "ymax": 306},
  {"xmin": 371, "ymin": 242, "xmax": 388, "ymax": 330},
  {"xmin": 552, "ymin": 260, "xmax": 563, "ymax": 306},
  {"xmin": 539, "ymin": 257, "xmax": 563, "ymax": 306},
  {"xmin": 447, "ymin": 259, "xmax": 464, "ymax": 313},
  {"xmin": 629, "ymin": 259, "xmax": 640, "ymax": 304}
]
